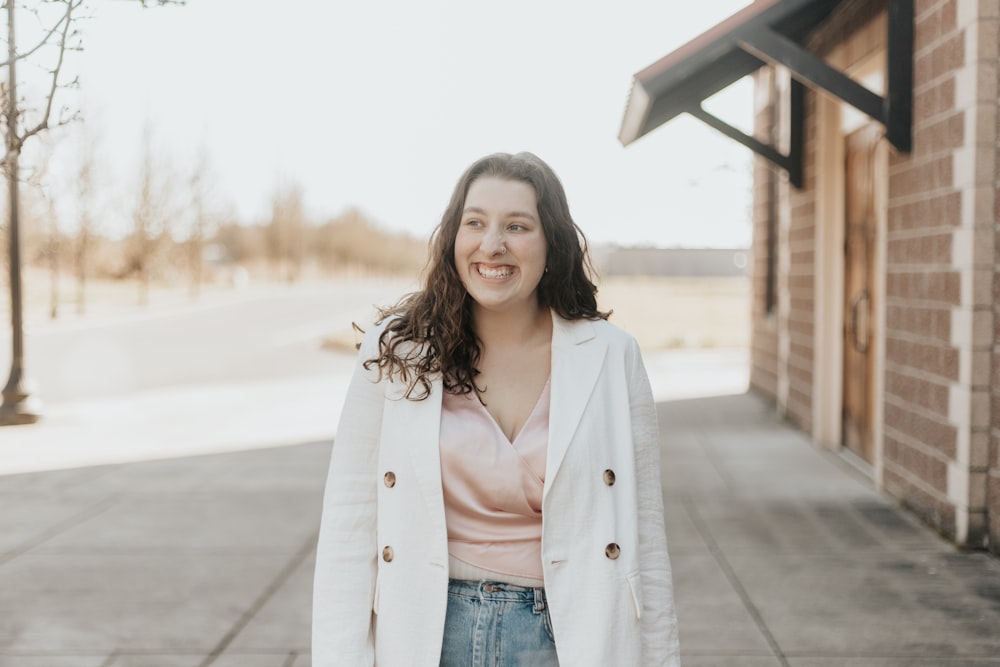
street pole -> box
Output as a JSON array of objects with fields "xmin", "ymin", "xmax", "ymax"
[{"xmin": 1, "ymin": 0, "xmax": 41, "ymax": 425}]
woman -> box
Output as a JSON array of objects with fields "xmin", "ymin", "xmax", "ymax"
[{"xmin": 313, "ymin": 152, "xmax": 679, "ymax": 666}]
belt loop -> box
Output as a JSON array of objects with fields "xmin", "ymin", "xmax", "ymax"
[{"xmin": 533, "ymin": 586, "xmax": 546, "ymax": 612}]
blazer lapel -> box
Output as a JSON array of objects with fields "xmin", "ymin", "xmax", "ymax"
[
  {"xmin": 400, "ymin": 378, "xmax": 445, "ymax": 521},
  {"xmin": 545, "ymin": 315, "xmax": 608, "ymax": 497},
  {"xmin": 382, "ymin": 352, "xmax": 445, "ymax": 527},
  {"xmin": 386, "ymin": 318, "xmax": 607, "ymax": 513}
]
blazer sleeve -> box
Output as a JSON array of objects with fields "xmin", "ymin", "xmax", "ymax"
[
  {"xmin": 312, "ymin": 323, "xmax": 386, "ymax": 667},
  {"xmin": 627, "ymin": 338, "xmax": 681, "ymax": 666}
]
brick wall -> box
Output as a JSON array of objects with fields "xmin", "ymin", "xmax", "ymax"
[
  {"xmin": 992, "ymin": 271, "xmax": 999, "ymax": 553},
  {"xmin": 984, "ymin": 7, "xmax": 998, "ymax": 557},
  {"xmin": 749, "ymin": 71, "xmax": 818, "ymax": 432},
  {"xmin": 950, "ymin": 0, "xmax": 996, "ymax": 548},
  {"xmin": 784, "ymin": 99, "xmax": 818, "ymax": 432},
  {"xmin": 879, "ymin": 0, "xmax": 968, "ymax": 542},
  {"xmin": 881, "ymin": 0, "xmax": 996, "ymax": 546},
  {"xmin": 750, "ymin": 68, "xmax": 779, "ymax": 402}
]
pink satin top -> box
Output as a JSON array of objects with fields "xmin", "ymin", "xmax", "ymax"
[{"xmin": 439, "ymin": 379, "xmax": 550, "ymax": 581}]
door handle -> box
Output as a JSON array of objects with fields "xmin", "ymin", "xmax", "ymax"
[{"xmin": 849, "ymin": 289, "xmax": 870, "ymax": 353}]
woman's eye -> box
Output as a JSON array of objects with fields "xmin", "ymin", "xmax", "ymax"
[
  {"xmin": 508, "ymin": 223, "xmax": 525, "ymax": 231},
  {"xmin": 464, "ymin": 219, "xmax": 482, "ymax": 227}
]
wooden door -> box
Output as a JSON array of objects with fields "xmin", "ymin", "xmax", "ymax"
[{"xmin": 842, "ymin": 124, "xmax": 881, "ymax": 464}]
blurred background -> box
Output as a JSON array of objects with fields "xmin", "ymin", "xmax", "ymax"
[{"xmin": 0, "ymin": 0, "xmax": 754, "ymax": 460}]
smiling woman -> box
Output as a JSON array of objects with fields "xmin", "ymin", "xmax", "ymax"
[
  {"xmin": 312, "ymin": 152, "xmax": 680, "ymax": 667},
  {"xmin": 453, "ymin": 176, "xmax": 552, "ymax": 443},
  {"xmin": 455, "ymin": 178, "xmax": 548, "ymax": 317}
]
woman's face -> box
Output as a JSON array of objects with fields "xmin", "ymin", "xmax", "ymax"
[{"xmin": 453, "ymin": 176, "xmax": 548, "ymax": 316}]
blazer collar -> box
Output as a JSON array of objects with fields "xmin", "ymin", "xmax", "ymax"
[{"xmin": 551, "ymin": 312, "xmax": 598, "ymax": 346}]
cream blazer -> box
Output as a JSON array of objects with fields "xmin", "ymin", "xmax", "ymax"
[{"xmin": 312, "ymin": 314, "xmax": 679, "ymax": 666}]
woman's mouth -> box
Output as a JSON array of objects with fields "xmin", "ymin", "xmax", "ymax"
[{"xmin": 476, "ymin": 264, "xmax": 515, "ymax": 280}]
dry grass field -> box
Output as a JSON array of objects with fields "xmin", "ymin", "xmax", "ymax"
[{"xmin": 597, "ymin": 275, "xmax": 751, "ymax": 350}]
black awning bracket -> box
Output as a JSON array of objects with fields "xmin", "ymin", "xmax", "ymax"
[
  {"xmin": 688, "ymin": 83, "xmax": 804, "ymax": 188},
  {"xmin": 735, "ymin": 0, "xmax": 912, "ymax": 156},
  {"xmin": 620, "ymin": 0, "xmax": 913, "ymax": 188},
  {"xmin": 886, "ymin": 0, "xmax": 913, "ymax": 151},
  {"xmin": 737, "ymin": 28, "xmax": 884, "ymax": 122}
]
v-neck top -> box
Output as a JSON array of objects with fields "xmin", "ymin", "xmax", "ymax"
[{"xmin": 439, "ymin": 378, "xmax": 550, "ymax": 581}]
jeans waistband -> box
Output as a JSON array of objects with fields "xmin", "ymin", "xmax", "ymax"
[{"xmin": 447, "ymin": 578, "xmax": 548, "ymax": 610}]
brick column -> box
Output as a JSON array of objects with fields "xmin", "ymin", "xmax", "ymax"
[
  {"xmin": 949, "ymin": 0, "xmax": 996, "ymax": 546},
  {"xmin": 883, "ymin": 0, "xmax": 964, "ymax": 540}
]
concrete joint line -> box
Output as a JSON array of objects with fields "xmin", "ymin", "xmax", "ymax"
[
  {"xmin": 683, "ymin": 497, "xmax": 790, "ymax": 667},
  {"xmin": 698, "ymin": 433, "xmax": 738, "ymax": 488},
  {"xmin": 197, "ymin": 531, "xmax": 318, "ymax": 667},
  {"xmin": 0, "ymin": 495, "xmax": 119, "ymax": 567}
]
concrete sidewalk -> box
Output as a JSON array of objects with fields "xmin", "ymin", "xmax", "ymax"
[
  {"xmin": 1, "ymin": 391, "xmax": 998, "ymax": 666},
  {"xmin": 660, "ymin": 393, "xmax": 1000, "ymax": 666}
]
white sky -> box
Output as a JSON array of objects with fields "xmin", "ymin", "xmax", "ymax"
[{"xmin": 44, "ymin": 0, "xmax": 755, "ymax": 248}]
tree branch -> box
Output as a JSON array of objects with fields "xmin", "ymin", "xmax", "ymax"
[
  {"xmin": 19, "ymin": 0, "xmax": 80, "ymax": 144},
  {"xmin": 0, "ymin": 5, "xmax": 71, "ymax": 68}
]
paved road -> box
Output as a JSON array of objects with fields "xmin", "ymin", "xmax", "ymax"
[{"xmin": 1, "ymin": 280, "xmax": 412, "ymax": 404}]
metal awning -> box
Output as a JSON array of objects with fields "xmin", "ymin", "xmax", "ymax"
[{"xmin": 619, "ymin": 0, "xmax": 913, "ymax": 188}]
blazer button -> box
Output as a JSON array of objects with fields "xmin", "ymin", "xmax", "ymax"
[
  {"xmin": 605, "ymin": 543, "xmax": 621, "ymax": 560},
  {"xmin": 382, "ymin": 546, "xmax": 394, "ymax": 562},
  {"xmin": 603, "ymin": 469, "xmax": 616, "ymax": 486},
  {"xmin": 383, "ymin": 471, "xmax": 396, "ymax": 488}
]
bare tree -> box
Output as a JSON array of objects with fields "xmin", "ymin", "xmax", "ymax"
[
  {"xmin": 1, "ymin": 0, "xmax": 182, "ymax": 424},
  {"xmin": 314, "ymin": 207, "xmax": 427, "ymax": 277},
  {"xmin": 185, "ymin": 145, "xmax": 215, "ymax": 298},
  {"xmin": 26, "ymin": 136, "xmax": 60, "ymax": 319},
  {"xmin": 128, "ymin": 125, "xmax": 175, "ymax": 306},
  {"xmin": 265, "ymin": 181, "xmax": 307, "ymax": 282},
  {"xmin": 73, "ymin": 124, "xmax": 99, "ymax": 314},
  {"xmin": 0, "ymin": 0, "xmax": 83, "ymax": 424}
]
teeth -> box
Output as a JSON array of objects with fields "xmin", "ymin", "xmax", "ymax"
[{"xmin": 478, "ymin": 265, "xmax": 514, "ymax": 279}]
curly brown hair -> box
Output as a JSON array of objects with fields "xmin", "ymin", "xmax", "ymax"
[{"xmin": 364, "ymin": 152, "xmax": 609, "ymax": 400}]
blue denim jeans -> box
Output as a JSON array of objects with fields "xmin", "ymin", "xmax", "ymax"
[{"xmin": 439, "ymin": 579, "xmax": 560, "ymax": 667}]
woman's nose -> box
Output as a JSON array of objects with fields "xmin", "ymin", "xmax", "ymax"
[{"xmin": 480, "ymin": 228, "xmax": 505, "ymax": 255}]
